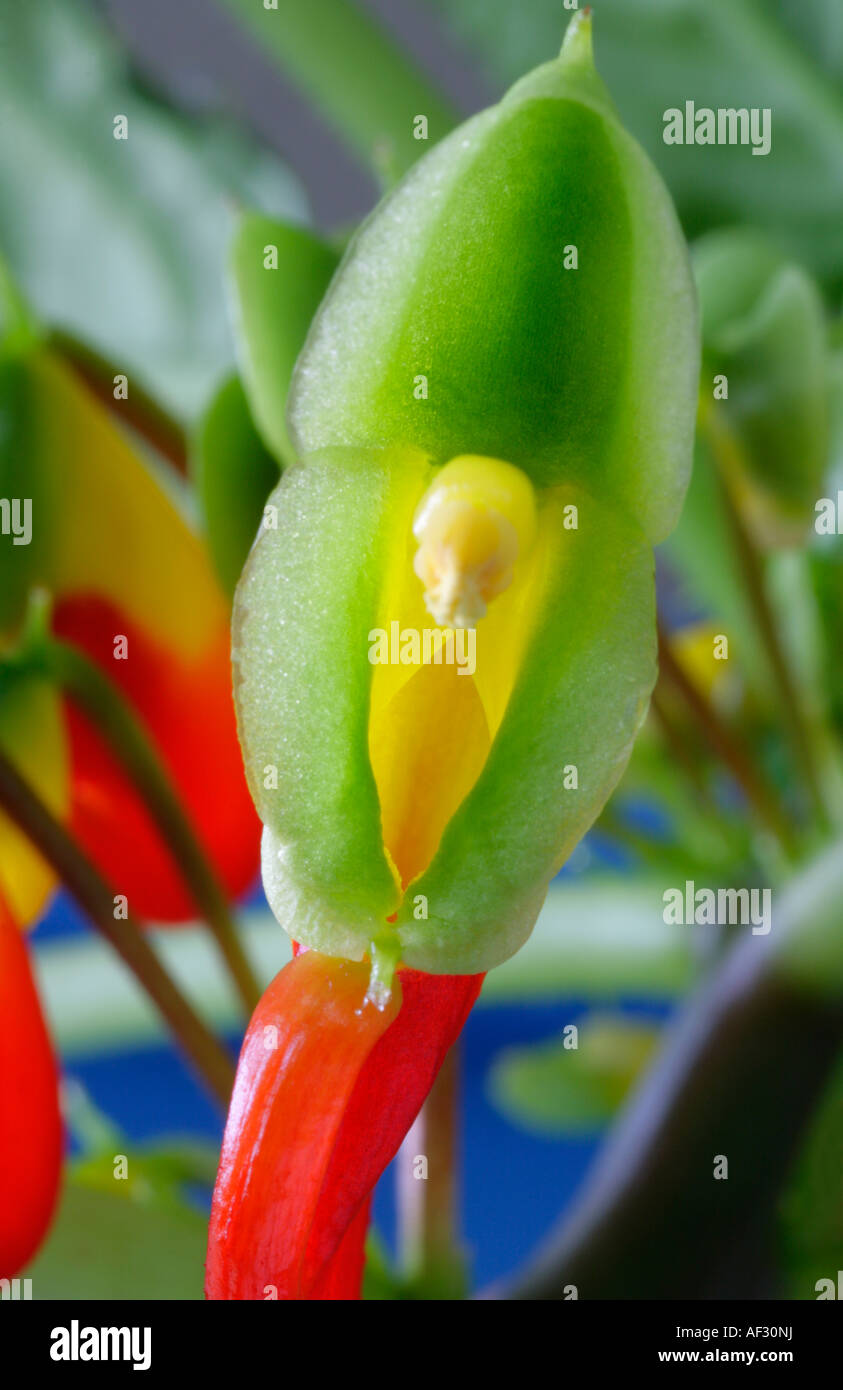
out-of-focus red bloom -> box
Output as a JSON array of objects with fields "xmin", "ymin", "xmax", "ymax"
[
  {"xmin": 0, "ymin": 353, "xmax": 260, "ymax": 925},
  {"xmin": 53, "ymin": 595, "xmax": 259, "ymax": 921},
  {"xmin": 0, "ymin": 351, "xmax": 260, "ymax": 1275},
  {"xmin": 0, "ymin": 894, "xmax": 61, "ymax": 1278},
  {"xmin": 206, "ymin": 949, "xmax": 482, "ymax": 1299}
]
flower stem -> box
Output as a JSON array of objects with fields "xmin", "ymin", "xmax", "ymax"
[
  {"xmin": 657, "ymin": 623, "xmax": 795, "ymax": 855},
  {"xmin": 397, "ymin": 1043, "xmax": 467, "ymax": 1297},
  {"xmin": 0, "ymin": 746, "xmax": 235, "ymax": 1107},
  {"xmin": 35, "ymin": 637, "xmax": 261, "ymax": 1015},
  {"xmin": 702, "ymin": 408, "xmax": 830, "ymax": 830}
]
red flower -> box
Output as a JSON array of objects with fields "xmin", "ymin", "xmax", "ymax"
[
  {"xmin": 206, "ymin": 948, "xmax": 481, "ymax": 1299},
  {"xmin": 53, "ymin": 595, "xmax": 259, "ymax": 921},
  {"xmin": 0, "ymin": 894, "xmax": 61, "ymax": 1278}
]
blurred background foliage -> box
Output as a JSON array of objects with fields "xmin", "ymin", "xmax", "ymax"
[{"xmin": 1, "ymin": 0, "xmax": 842, "ymax": 1298}]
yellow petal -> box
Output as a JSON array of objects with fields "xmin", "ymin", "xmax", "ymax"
[
  {"xmin": 370, "ymin": 658, "xmax": 490, "ymax": 888},
  {"xmin": 31, "ymin": 354, "xmax": 226, "ymax": 658}
]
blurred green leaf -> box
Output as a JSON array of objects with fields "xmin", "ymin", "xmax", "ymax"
[
  {"xmin": 24, "ymin": 1179, "xmax": 208, "ymax": 1299},
  {"xmin": 773, "ymin": 0, "xmax": 843, "ymax": 87},
  {"xmin": 610, "ymin": 718, "xmax": 758, "ymax": 880},
  {"xmin": 0, "ymin": 0, "xmax": 306, "ymax": 421},
  {"xmin": 809, "ymin": 338, "xmax": 843, "ymax": 735},
  {"xmin": 694, "ymin": 230, "xmax": 830, "ymax": 540},
  {"xmin": 71, "ymin": 1139, "xmax": 220, "ymax": 1211},
  {"xmin": 230, "ymin": 214, "xmax": 339, "ymax": 465},
  {"xmin": 489, "ymin": 1013, "xmax": 661, "ymax": 1135},
  {"xmin": 779, "ymin": 1051, "xmax": 843, "ymax": 1299},
  {"xmin": 428, "ymin": 0, "xmax": 843, "ymax": 294},
  {"xmin": 192, "ymin": 374, "xmax": 279, "ymax": 595},
  {"xmin": 363, "ymin": 1235, "xmax": 467, "ymax": 1301},
  {"xmin": 219, "ymin": 0, "xmax": 459, "ymax": 177}
]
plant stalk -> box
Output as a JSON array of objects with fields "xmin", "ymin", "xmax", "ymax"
[
  {"xmin": 0, "ymin": 746, "xmax": 235, "ymax": 1107},
  {"xmin": 703, "ymin": 408, "xmax": 830, "ymax": 830},
  {"xmin": 35, "ymin": 638, "xmax": 261, "ymax": 1014},
  {"xmin": 657, "ymin": 624, "xmax": 795, "ymax": 855},
  {"xmin": 397, "ymin": 1043, "xmax": 466, "ymax": 1296}
]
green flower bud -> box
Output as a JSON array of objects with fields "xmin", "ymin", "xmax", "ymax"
[{"xmin": 233, "ymin": 14, "xmax": 698, "ymax": 976}]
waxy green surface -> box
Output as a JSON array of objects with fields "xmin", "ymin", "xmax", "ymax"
[
  {"xmin": 290, "ymin": 22, "xmax": 698, "ymax": 543},
  {"xmin": 232, "ymin": 15, "xmax": 698, "ymax": 973}
]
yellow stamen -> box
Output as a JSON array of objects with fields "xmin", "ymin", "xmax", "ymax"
[{"xmin": 412, "ymin": 455, "xmax": 537, "ymax": 628}]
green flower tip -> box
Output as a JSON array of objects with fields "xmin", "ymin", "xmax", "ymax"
[
  {"xmin": 365, "ymin": 934, "xmax": 402, "ymax": 1011},
  {"xmin": 559, "ymin": 7, "xmax": 594, "ymax": 69}
]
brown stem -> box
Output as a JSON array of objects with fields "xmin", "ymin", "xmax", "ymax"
[
  {"xmin": 0, "ymin": 746, "xmax": 235, "ymax": 1107},
  {"xmin": 657, "ymin": 624, "xmax": 795, "ymax": 854},
  {"xmin": 704, "ymin": 409, "xmax": 829, "ymax": 829},
  {"xmin": 36, "ymin": 638, "xmax": 261, "ymax": 1015}
]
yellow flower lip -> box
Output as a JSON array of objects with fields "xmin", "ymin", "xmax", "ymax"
[{"xmin": 411, "ymin": 455, "xmax": 538, "ymax": 628}]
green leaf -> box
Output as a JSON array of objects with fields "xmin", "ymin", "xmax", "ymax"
[
  {"xmin": 779, "ymin": 1052, "xmax": 843, "ymax": 1299},
  {"xmin": 774, "ymin": 834, "xmax": 843, "ymax": 997},
  {"xmin": 694, "ymin": 230, "xmax": 830, "ymax": 539},
  {"xmin": 71, "ymin": 1140, "xmax": 221, "ymax": 1211},
  {"xmin": 488, "ymin": 1013, "xmax": 661, "ymax": 1135},
  {"xmin": 218, "ymin": 0, "xmax": 459, "ymax": 178},
  {"xmin": 24, "ymin": 1180, "xmax": 208, "ymax": 1300},
  {"xmin": 809, "ymin": 338, "xmax": 843, "ymax": 734},
  {"xmin": 771, "ymin": 0, "xmax": 843, "ymax": 87},
  {"xmin": 363, "ymin": 1234, "xmax": 468, "ymax": 1300},
  {"xmin": 0, "ymin": 0, "xmax": 306, "ymax": 421},
  {"xmin": 426, "ymin": 0, "xmax": 843, "ymax": 294},
  {"xmin": 192, "ymin": 374, "xmax": 280, "ymax": 596},
  {"xmin": 229, "ymin": 215, "xmax": 339, "ymax": 465}
]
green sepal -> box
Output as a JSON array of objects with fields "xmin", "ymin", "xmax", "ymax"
[
  {"xmin": 289, "ymin": 14, "xmax": 697, "ymax": 543},
  {"xmin": 229, "ymin": 213, "xmax": 339, "ymax": 466},
  {"xmin": 235, "ymin": 465, "xmax": 654, "ymax": 973},
  {"xmin": 233, "ymin": 447, "xmax": 433, "ymax": 960},
  {"xmin": 191, "ymin": 373, "xmax": 280, "ymax": 596}
]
